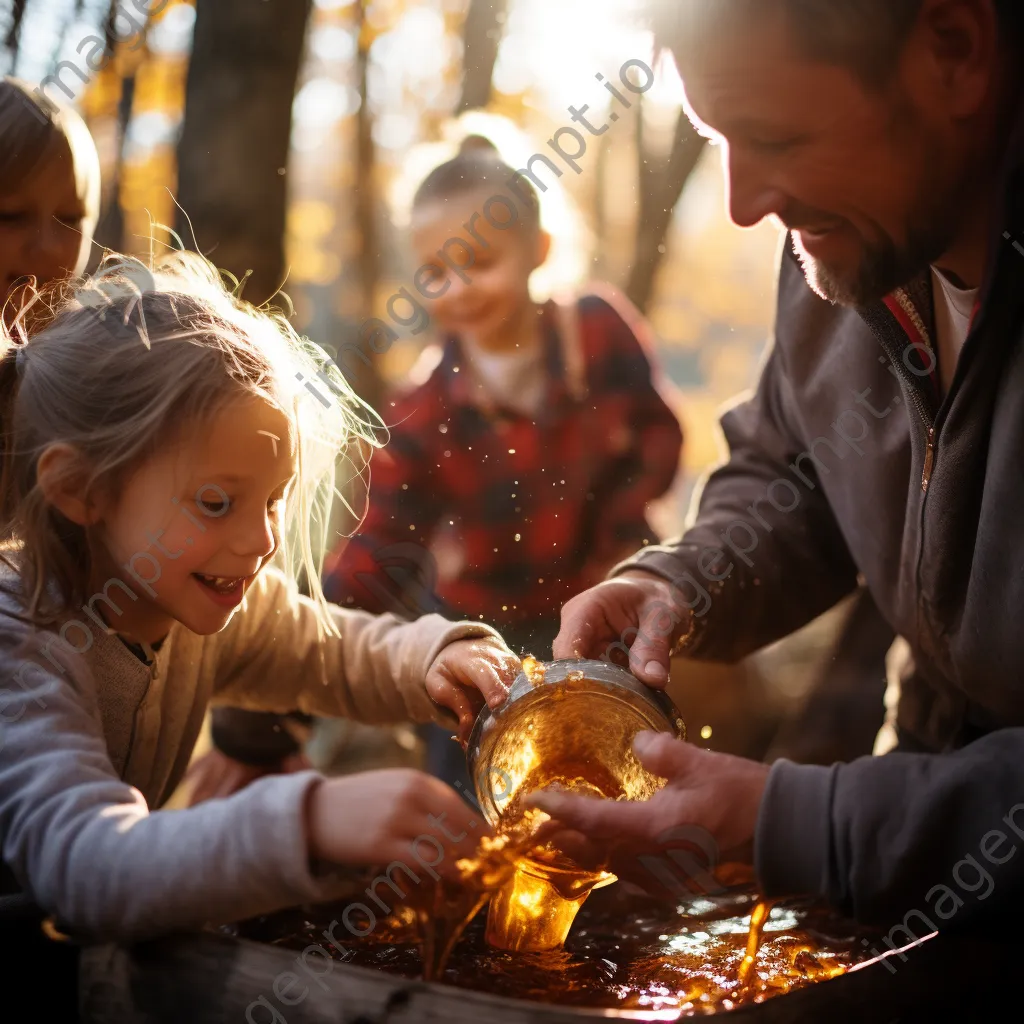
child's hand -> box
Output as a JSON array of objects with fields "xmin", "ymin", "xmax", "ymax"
[
  {"xmin": 425, "ymin": 636, "xmax": 520, "ymax": 740},
  {"xmin": 307, "ymin": 769, "xmax": 488, "ymax": 880}
]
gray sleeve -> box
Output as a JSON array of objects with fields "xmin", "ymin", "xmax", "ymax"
[
  {"xmin": 615, "ymin": 336, "xmax": 859, "ymax": 662},
  {"xmin": 0, "ymin": 648, "xmax": 353, "ymax": 942},
  {"xmin": 756, "ymin": 730, "xmax": 1024, "ymax": 927}
]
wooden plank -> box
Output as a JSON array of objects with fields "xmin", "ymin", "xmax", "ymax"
[{"xmin": 79, "ymin": 922, "xmax": 1022, "ymax": 1023}]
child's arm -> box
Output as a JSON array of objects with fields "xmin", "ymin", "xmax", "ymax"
[
  {"xmin": 0, "ymin": 627, "xmax": 485, "ymax": 942},
  {"xmin": 212, "ymin": 567, "xmax": 515, "ymax": 737},
  {"xmin": 0, "ymin": 632, "xmax": 340, "ymax": 938}
]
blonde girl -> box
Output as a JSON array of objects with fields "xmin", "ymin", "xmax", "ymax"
[{"xmin": 0, "ymin": 251, "xmax": 516, "ymax": 950}]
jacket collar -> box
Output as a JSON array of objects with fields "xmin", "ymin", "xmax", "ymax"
[{"xmin": 863, "ymin": 81, "xmax": 1024, "ymax": 379}]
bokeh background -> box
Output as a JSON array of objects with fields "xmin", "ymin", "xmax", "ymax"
[
  {"xmin": 3, "ymin": 0, "xmax": 785, "ymax": 506},
  {"xmin": 3, "ymin": 0, "xmax": 875, "ymax": 766}
]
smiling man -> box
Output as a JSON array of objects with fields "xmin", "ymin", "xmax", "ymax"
[{"xmin": 542, "ymin": 0, "xmax": 1024, "ymax": 929}]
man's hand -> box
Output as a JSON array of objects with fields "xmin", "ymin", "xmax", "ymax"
[
  {"xmin": 527, "ymin": 732, "xmax": 769, "ymax": 899},
  {"xmin": 425, "ymin": 636, "xmax": 520, "ymax": 742},
  {"xmin": 553, "ymin": 570, "xmax": 691, "ymax": 687}
]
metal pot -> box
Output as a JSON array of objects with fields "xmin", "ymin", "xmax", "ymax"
[
  {"xmin": 466, "ymin": 659, "xmax": 685, "ymax": 828},
  {"xmin": 464, "ymin": 659, "xmax": 686, "ymax": 951}
]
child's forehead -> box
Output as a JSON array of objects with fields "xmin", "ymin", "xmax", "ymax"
[
  {"xmin": 411, "ymin": 189, "xmax": 531, "ymax": 252},
  {"xmin": 2, "ymin": 136, "xmax": 82, "ymax": 205},
  {"xmin": 175, "ymin": 398, "xmax": 298, "ymax": 479}
]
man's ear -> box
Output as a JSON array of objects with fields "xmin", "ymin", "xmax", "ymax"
[
  {"xmin": 36, "ymin": 444, "xmax": 100, "ymax": 526},
  {"xmin": 913, "ymin": 0, "xmax": 998, "ymax": 119}
]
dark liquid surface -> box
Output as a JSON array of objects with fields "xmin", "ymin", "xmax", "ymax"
[{"xmin": 232, "ymin": 885, "xmax": 877, "ymax": 1015}]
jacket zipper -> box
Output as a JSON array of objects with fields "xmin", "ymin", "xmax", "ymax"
[
  {"xmin": 922, "ymin": 427, "xmax": 936, "ymax": 493},
  {"xmin": 880, "ymin": 338, "xmax": 936, "ymax": 490}
]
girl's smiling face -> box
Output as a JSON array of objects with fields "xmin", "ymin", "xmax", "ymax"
[{"xmin": 90, "ymin": 395, "xmax": 297, "ymax": 643}]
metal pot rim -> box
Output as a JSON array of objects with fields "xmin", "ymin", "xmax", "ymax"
[{"xmin": 466, "ymin": 658, "xmax": 684, "ymax": 771}]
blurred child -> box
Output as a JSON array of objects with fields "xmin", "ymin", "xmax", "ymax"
[
  {"xmin": 326, "ymin": 138, "xmax": 683, "ymax": 646},
  {"xmin": 0, "ymin": 78, "xmax": 98, "ymax": 315},
  {"xmin": 319, "ymin": 137, "xmax": 683, "ymax": 786},
  {"xmin": 0, "ymin": 251, "xmax": 518, "ymax": 958}
]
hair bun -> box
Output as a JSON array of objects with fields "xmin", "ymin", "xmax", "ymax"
[{"xmin": 458, "ymin": 134, "xmax": 499, "ymax": 156}]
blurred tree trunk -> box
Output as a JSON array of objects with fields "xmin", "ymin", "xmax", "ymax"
[
  {"xmin": 352, "ymin": 0, "xmax": 383, "ymax": 411},
  {"xmin": 627, "ymin": 105, "xmax": 707, "ymax": 313},
  {"xmin": 92, "ymin": 1, "xmax": 136, "ymax": 256},
  {"xmin": 175, "ymin": 0, "xmax": 312, "ymax": 307},
  {"xmin": 457, "ymin": 0, "xmax": 507, "ymax": 112},
  {"xmin": 91, "ymin": 74, "xmax": 133, "ymax": 256}
]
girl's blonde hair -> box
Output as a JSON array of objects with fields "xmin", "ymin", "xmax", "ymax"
[
  {"xmin": 0, "ymin": 76, "xmax": 100, "ymax": 220},
  {"xmin": 0, "ymin": 250, "xmax": 385, "ymax": 635}
]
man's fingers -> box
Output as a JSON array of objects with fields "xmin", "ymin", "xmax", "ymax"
[
  {"xmin": 628, "ymin": 647, "xmax": 670, "ymax": 687},
  {"xmin": 555, "ymin": 576, "xmax": 682, "ymax": 680},
  {"xmin": 633, "ymin": 732, "xmax": 699, "ymax": 780},
  {"xmin": 553, "ymin": 596, "xmax": 607, "ymax": 661},
  {"xmin": 526, "ymin": 790, "xmax": 657, "ymax": 841},
  {"xmin": 628, "ymin": 614, "xmax": 674, "ymax": 687}
]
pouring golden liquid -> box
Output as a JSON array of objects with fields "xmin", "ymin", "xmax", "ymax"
[{"xmin": 468, "ymin": 658, "xmax": 683, "ymax": 952}]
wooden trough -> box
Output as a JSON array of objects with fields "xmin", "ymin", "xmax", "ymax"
[{"xmin": 78, "ymin": 919, "xmax": 1020, "ymax": 1024}]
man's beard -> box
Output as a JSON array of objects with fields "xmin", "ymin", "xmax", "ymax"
[
  {"xmin": 794, "ymin": 217, "xmax": 954, "ymax": 308},
  {"xmin": 794, "ymin": 136, "xmax": 965, "ymax": 308}
]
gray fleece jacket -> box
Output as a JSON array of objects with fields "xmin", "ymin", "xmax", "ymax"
[{"xmin": 0, "ymin": 565, "xmax": 496, "ymax": 941}]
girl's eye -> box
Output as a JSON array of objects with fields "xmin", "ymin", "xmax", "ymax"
[
  {"xmin": 196, "ymin": 497, "xmax": 230, "ymax": 516},
  {"xmin": 0, "ymin": 211, "xmax": 27, "ymax": 224},
  {"xmin": 56, "ymin": 214, "xmax": 85, "ymax": 228},
  {"xmin": 267, "ymin": 489, "xmax": 290, "ymax": 512}
]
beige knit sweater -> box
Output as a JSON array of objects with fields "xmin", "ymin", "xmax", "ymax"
[{"xmin": 0, "ymin": 565, "xmax": 498, "ymax": 941}]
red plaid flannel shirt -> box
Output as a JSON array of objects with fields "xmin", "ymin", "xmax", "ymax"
[{"xmin": 323, "ymin": 287, "xmax": 684, "ymax": 634}]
